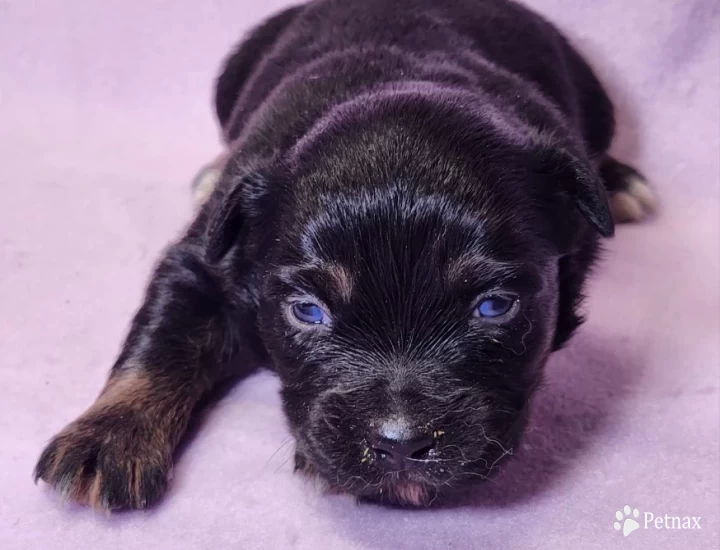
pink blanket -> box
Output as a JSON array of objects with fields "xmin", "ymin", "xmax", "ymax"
[{"xmin": 1, "ymin": 1, "xmax": 718, "ymax": 548}]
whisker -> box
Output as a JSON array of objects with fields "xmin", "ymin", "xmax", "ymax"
[
  {"xmin": 265, "ymin": 436, "xmax": 294, "ymax": 467},
  {"xmin": 274, "ymin": 452, "xmax": 296, "ymax": 474}
]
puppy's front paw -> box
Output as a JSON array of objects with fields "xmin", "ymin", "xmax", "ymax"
[{"xmin": 34, "ymin": 408, "xmax": 172, "ymax": 510}]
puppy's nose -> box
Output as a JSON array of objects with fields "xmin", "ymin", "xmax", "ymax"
[{"xmin": 369, "ymin": 433, "xmax": 435, "ymax": 469}]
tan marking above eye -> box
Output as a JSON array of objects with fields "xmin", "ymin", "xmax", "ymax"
[
  {"xmin": 324, "ymin": 263, "xmax": 353, "ymax": 301},
  {"xmin": 446, "ymin": 253, "xmax": 494, "ymax": 285}
]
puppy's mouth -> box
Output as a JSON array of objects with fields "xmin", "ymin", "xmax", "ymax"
[
  {"xmin": 287, "ymin": 389, "xmax": 528, "ymax": 506},
  {"xmin": 294, "ymin": 446, "xmax": 447, "ymax": 506},
  {"xmin": 293, "ymin": 431, "xmax": 513, "ymax": 507}
]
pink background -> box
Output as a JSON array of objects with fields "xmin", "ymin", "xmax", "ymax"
[{"xmin": 1, "ymin": 1, "xmax": 718, "ymax": 548}]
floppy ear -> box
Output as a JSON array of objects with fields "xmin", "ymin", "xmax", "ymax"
[
  {"xmin": 204, "ymin": 180, "xmax": 248, "ymax": 263},
  {"xmin": 534, "ymin": 147, "xmax": 614, "ymax": 238}
]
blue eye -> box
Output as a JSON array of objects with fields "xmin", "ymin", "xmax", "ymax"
[
  {"xmin": 474, "ymin": 295, "xmax": 516, "ymax": 319},
  {"xmin": 291, "ymin": 302, "xmax": 327, "ymax": 325}
]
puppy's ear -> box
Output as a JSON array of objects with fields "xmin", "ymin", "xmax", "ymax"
[
  {"xmin": 204, "ymin": 180, "xmax": 248, "ymax": 263},
  {"xmin": 534, "ymin": 147, "xmax": 614, "ymax": 238}
]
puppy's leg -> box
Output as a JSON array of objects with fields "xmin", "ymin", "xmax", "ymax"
[
  {"xmin": 600, "ymin": 156, "xmax": 657, "ymax": 223},
  {"xmin": 34, "ymin": 242, "xmax": 248, "ymax": 510}
]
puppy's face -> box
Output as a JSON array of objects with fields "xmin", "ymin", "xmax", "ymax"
[
  {"xmin": 230, "ymin": 99, "xmax": 611, "ymax": 506},
  {"xmin": 257, "ymin": 176, "xmax": 561, "ymax": 506}
]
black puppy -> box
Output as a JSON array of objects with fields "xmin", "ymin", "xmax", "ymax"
[{"xmin": 35, "ymin": 0, "xmax": 654, "ymax": 509}]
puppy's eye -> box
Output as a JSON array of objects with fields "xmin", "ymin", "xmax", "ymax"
[
  {"xmin": 474, "ymin": 295, "xmax": 517, "ymax": 319},
  {"xmin": 291, "ymin": 302, "xmax": 328, "ymax": 325}
]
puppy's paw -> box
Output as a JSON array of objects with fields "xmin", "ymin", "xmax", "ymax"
[
  {"xmin": 191, "ymin": 151, "xmax": 228, "ymax": 208},
  {"xmin": 191, "ymin": 165, "xmax": 222, "ymax": 207},
  {"xmin": 600, "ymin": 157, "xmax": 657, "ymax": 223},
  {"xmin": 609, "ymin": 176, "xmax": 656, "ymax": 223},
  {"xmin": 34, "ymin": 408, "xmax": 172, "ymax": 510}
]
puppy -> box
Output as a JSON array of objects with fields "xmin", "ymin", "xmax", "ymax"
[{"xmin": 35, "ymin": 0, "xmax": 654, "ymax": 509}]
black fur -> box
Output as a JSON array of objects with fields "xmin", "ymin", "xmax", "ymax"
[{"xmin": 36, "ymin": 0, "xmax": 637, "ymax": 508}]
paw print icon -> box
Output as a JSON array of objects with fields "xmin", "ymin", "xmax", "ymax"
[{"xmin": 614, "ymin": 505, "xmax": 641, "ymax": 537}]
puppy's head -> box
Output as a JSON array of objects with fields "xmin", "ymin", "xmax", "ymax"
[{"xmin": 206, "ymin": 92, "xmax": 612, "ymax": 505}]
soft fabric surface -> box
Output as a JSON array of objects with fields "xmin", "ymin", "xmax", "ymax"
[{"xmin": 1, "ymin": 1, "xmax": 718, "ymax": 548}]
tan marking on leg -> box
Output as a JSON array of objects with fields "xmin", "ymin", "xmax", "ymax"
[
  {"xmin": 88, "ymin": 471, "xmax": 103, "ymax": 509},
  {"xmin": 93, "ymin": 368, "xmax": 154, "ymax": 411},
  {"xmin": 132, "ymin": 460, "xmax": 141, "ymax": 508}
]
